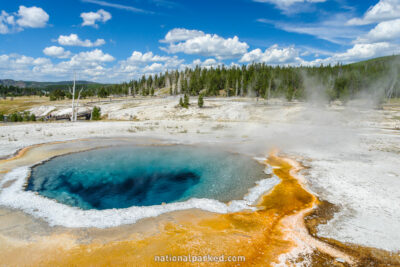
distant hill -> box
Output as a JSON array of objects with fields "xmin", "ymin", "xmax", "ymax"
[
  {"xmin": 1, "ymin": 55, "xmax": 400, "ymax": 89},
  {"xmin": 0, "ymin": 79, "xmax": 100, "ymax": 88},
  {"xmin": 348, "ymin": 54, "xmax": 400, "ymax": 67}
]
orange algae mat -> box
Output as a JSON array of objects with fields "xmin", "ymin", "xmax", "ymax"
[{"xmin": 0, "ymin": 152, "xmax": 347, "ymax": 266}]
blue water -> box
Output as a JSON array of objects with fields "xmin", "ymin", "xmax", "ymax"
[{"xmin": 27, "ymin": 145, "xmax": 265, "ymax": 210}]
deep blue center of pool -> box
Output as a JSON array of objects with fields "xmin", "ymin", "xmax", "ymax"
[{"xmin": 27, "ymin": 145, "xmax": 264, "ymax": 210}]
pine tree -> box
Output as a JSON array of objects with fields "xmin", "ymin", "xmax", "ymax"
[
  {"xmin": 10, "ymin": 113, "xmax": 18, "ymax": 122},
  {"xmin": 184, "ymin": 94, "xmax": 189, "ymax": 108},
  {"xmin": 179, "ymin": 97, "xmax": 184, "ymax": 107},
  {"xmin": 198, "ymin": 94, "xmax": 204, "ymax": 108},
  {"xmin": 92, "ymin": 106, "xmax": 101, "ymax": 120}
]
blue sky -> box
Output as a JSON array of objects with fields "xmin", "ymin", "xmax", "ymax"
[{"xmin": 1, "ymin": 0, "xmax": 400, "ymax": 82}]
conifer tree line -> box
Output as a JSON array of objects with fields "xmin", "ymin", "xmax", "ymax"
[
  {"xmin": 127, "ymin": 57, "xmax": 400, "ymax": 101},
  {"xmin": 1, "ymin": 55, "xmax": 400, "ymax": 101}
]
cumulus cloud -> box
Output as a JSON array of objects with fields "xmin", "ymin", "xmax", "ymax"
[
  {"xmin": 332, "ymin": 42, "xmax": 400, "ymax": 62},
  {"xmin": 57, "ymin": 34, "xmax": 106, "ymax": 47},
  {"xmin": 71, "ymin": 49, "xmax": 114, "ymax": 63},
  {"xmin": 160, "ymin": 28, "xmax": 205, "ymax": 43},
  {"xmin": 117, "ymin": 50, "xmax": 184, "ymax": 76},
  {"xmin": 0, "ymin": 6, "xmax": 49, "ymax": 34},
  {"xmin": 143, "ymin": 63, "xmax": 164, "ymax": 73},
  {"xmin": 127, "ymin": 51, "xmax": 170, "ymax": 63},
  {"xmin": 193, "ymin": 58, "xmax": 218, "ymax": 67},
  {"xmin": 0, "ymin": 11, "xmax": 14, "ymax": 34},
  {"xmin": 0, "ymin": 54, "xmax": 51, "ymax": 79},
  {"xmin": 311, "ymin": 42, "xmax": 400, "ymax": 65},
  {"xmin": 45, "ymin": 50, "xmax": 113, "ymax": 79},
  {"xmin": 183, "ymin": 58, "xmax": 221, "ymax": 70},
  {"xmin": 355, "ymin": 18, "xmax": 400, "ymax": 43},
  {"xmin": 16, "ymin": 6, "xmax": 49, "ymax": 28},
  {"xmin": 12, "ymin": 55, "xmax": 50, "ymax": 66},
  {"xmin": 160, "ymin": 28, "xmax": 249, "ymax": 59},
  {"xmin": 240, "ymin": 44, "xmax": 303, "ymax": 65},
  {"xmin": 81, "ymin": 9, "xmax": 111, "ymax": 27},
  {"xmin": 43, "ymin": 46, "xmax": 71, "ymax": 58},
  {"xmin": 138, "ymin": 58, "xmax": 185, "ymax": 75},
  {"xmin": 0, "ymin": 49, "xmax": 116, "ymax": 82},
  {"xmin": 348, "ymin": 0, "xmax": 400, "ymax": 25}
]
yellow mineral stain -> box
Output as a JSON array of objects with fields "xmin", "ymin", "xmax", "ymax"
[
  {"xmin": 0, "ymin": 145, "xmax": 38, "ymax": 164},
  {"xmin": 0, "ymin": 139, "xmax": 92, "ymax": 174},
  {"xmin": 0, "ymin": 148, "xmax": 359, "ymax": 266}
]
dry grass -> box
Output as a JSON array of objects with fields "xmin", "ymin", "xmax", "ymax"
[
  {"xmin": 0, "ymin": 96, "xmax": 80, "ymax": 114},
  {"xmin": 386, "ymin": 98, "xmax": 400, "ymax": 105},
  {"xmin": 0, "ymin": 95, "xmax": 138, "ymax": 114},
  {"xmin": 0, "ymin": 96, "xmax": 51, "ymax": 113}
]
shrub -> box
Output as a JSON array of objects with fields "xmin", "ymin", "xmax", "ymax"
[
  {"xmin": 198, "ymin": 94, "xmax": 204, "ymax": 108},
  {"xmin": 9, "ymin": 113, "xmax": 19, "ymax": 122},
  {"xmin": 30, "ymin": 114, "xmax": 36, "ymax": 121},
  {"xmin": 23, "ymin": 112, "xmax": 31, "ymax": 122},
  {"xmin": 92, "ymin": 106, "xmax": 101, "ymax": 120},
  {"xmin": 183, "ymin": 94, "xmax": 189, "ymax": 108}
]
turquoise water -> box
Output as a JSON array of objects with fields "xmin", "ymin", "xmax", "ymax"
[{"xmin": 27, "ymin": 145, "xmax": 265, "ymax": 210}]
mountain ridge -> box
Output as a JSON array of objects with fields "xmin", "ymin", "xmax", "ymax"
[{"xmin": 0, "ymin": 79, "xmax": 100, "ymax": 88}]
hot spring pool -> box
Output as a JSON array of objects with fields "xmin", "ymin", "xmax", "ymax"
[{"xmin": 27, "ymin": 145, "xmax": 266, "ymax": 210}]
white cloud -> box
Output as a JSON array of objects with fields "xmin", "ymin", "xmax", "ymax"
[
  {"xmin": 81, "ymin": 0, "xmax": 151, "ymax": 14},
  {"xmin": 162, "ymin": 56, "xmax": 185, "ymax": 69},
  {"xmin": 333, "ymin": 42, "xmax": 400, "ymax": 62},
  {"xmin": 143, "ymin": 63, "xmax": 164, "ymax": 73},
  {"xmin": 311, "ymin": 42, "xmax": 400, "ymax": 65},
  {"xmin": 16, "ymin": 6, "xmax": 49, "ymax": 28},
  {"xmin": 348, "ymin": 0, "xmax": 400, "ymax": 25},
  {"xmin": 240, "ymin": 45, "xmax": 303, "ymax": 65},
  {"xmin": 43, "ymin": 50, "xmax": 114, "ymax": 78},
  {"xmin": 0, "ymin": 50, "xmax": 117, "ymax": 82},
  {"xmin": 0, "ymin": 11, "xmax": 14, "ymax": 34},
  {"xmin": 137, "ymin": 57, "xmax": 185, "ymax": 75},
  {"xmin": 33, "ymin": 57, "xmax": 51, "ymax": 65},
  {"xmin": 71, "ymin": 49, "xmax": 114, "ymax": 63},
  {"xmin": 258, "ymin": 14, "xmax": 364, "ymax": 45},
  {"xmin": 193, "ymin": 58, "xmax": 218, "ymax": 67},
  {"xmin": 160, "ymin": 28, "xmax": 205, "ymax": 43},
  {"xmin": 14, "ymin": 55, "xmax": 35, "ymax": 65},
  {"xmin": 0, "ymin": 6, "xmax": 49, "ymax": 34},
  {"xmin": 161, "ymin": 28, "xmax": 249, "ymax": 59},
  {"xmin": 254, "ymin": 0, "xmax": 326, "ymax": 12},
  {"xmin": 117, "ymin": 50, "xmax": 184, "ymax": 77},
  {"xmin": 190, "ymin": 58, "xmax": 220, "ymax": 69},
  {"xmin": 57, "ymin": 34, "xmax": 106, "ymax": 47},
  {"xmin": 355, "ymin": 18, "xmax": 400, "ymax": 43},
  {"xmin": 127, "ymin": 51, "xmax": 170, "ymax": 63},
  {"xmin": 81, "ymin": 9, "xmax": 111, "ymax": 27},
  {"xmin": 0, "ymin": 54, "xmax": 50, "ymax": 72},
  {"xmin": 43, "ymin": 46, "xmax": 71, "ymax": 58},
  {"xmin": 182, "ymin": 59, "xmax": 232, "ymax": 71}
]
